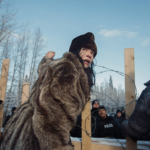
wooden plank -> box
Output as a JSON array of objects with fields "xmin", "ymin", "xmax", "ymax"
[
  {"xmin": 91, "ymin": 143, "xmax": 124, "ymax": 150},
  {"xmin": 124, "ymin": 48, "xmax": 137, "ymax": 150},
  {"xmin": 73, "ymin": 141, "xmax": 124, "ymax": 150},
  {"xmin": 81, "ymin": 101, "xmax": 91, "ymax": 150},
  {"xmin": 0, "ymin": 59, "xmax": 10, "ymax": 136},
  {"xmin": 72, "ymin": 141, "xmax": 81, "ymax": 150},
  {"xmin": 73, "ymin": 140, "xmax": 146, "ymax": 150},
  {"xmin": 21, "ymin": 82, "xmax": 30, "ymax": 105}
]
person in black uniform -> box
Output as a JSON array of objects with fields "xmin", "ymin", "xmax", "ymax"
[
  {"xmin": 114, "ymin": 109, "xmax": 125, "ymax": 125},
  {"xmin": 121, "ymin": 108, "xmax": 126, "ymax": 119},
  {"xmin": 70, "ymin": 100, "xmax": 100, "ymax": 138},
  {"xmin": 92, "ymin": 105, "xmax": 122, "ymax": 138},
  {"xmin": 91, "ymin": 100, "xmax": 99, "ymax": 116},
  {"xmin": 3, "ymin": 107, "xmax": 17, "ymax": 128},
  {"xmin": 91, "ymin": 100, "xmax": 99, "ymax": 127}
]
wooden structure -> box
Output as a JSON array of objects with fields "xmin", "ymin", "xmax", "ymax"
[
  {"xmin": 82, "ymin": 101, "xmax": 91, "ymax": 150},
  {"xmin": 72, "ymin": 138, "xmax": 150, "ymax": 150},
  {"xmin": 0, "ymin": 59, "xmax": 10, "ymax": 139},
  {"xmin": 124, "ymin": 48, "xmax": 137, "ymax": 150},
  {"xmin": 21, "ymin": 82, "xmax": 30, "ymax": 105},
  {"xmin": 72, "ymin": 48, "xmax": 138, "ymax": 150}
]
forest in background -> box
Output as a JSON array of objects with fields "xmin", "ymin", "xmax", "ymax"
[
  {"xmin": 92, "ymin": 75, "xmax": 126, "ymax": 114},
  {"xmin": 0, "ymin": 0, "xmax": 138, "ymax": 117},
  {"xmin": 0, "ymin": 0, "xmax": 46, "ymax": 116}
]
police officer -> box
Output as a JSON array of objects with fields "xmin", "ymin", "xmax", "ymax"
[
  {"xmin": 92, "ymin": 105, "xmax": 122, "ymax": 138},
  {"xmin": 114, "ymin": 109, "xmax": 125, "ymax": 125},
  {"xmin": 91, "ymin": 100, "xmax": 99, "ymax": 119}
]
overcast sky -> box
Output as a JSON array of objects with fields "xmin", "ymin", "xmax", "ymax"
[{"xmin": 14, "ymin": 0, "xmax": 150, "ymax": 95}]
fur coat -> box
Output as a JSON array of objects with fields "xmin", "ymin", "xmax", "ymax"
[{"xmin": 0, "ymin": 52, "xmax": 89, "ymax": 150}]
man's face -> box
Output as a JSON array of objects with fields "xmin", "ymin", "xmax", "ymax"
[
  {"xmin": 79, "ymin": 48, "xmax": 94, "ymax": 68},
  {"xmin": 93, "ymin": 103, "xmax": 99, "ymax": 108},
  {"xmin": 98, "ymin": 109, "xmax": 107, "ymax": 119},
  {"xmin": 117, "ymin": 112, "xmax": 121, "ymax": 117}
]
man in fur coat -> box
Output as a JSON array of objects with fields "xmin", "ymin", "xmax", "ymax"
[{"xmin": 0, "ymin": 32, "xmax": 97, "ymax": 150}]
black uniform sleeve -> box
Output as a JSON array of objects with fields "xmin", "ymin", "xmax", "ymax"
[
  {"xmin": 92, "ymin": 118, "xmax": 100, "ymax": 137},
  {"xmin": 2, "ymin": 116, "xmax": 10, "ymax": 128}
]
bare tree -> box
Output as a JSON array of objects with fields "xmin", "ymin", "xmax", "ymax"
[
  {"xmin": 0, "ymin": 0, "xmax": 17, "ymax": 45},
  {"xmin": 91, "ymin": 76, "xmax": 125, "ymax": 113},
  {"xmin": 4, "ymin": 31, "xmax": 30, "ymax": 114},
  {"xmin": 0, "ymin": 34, "xmax": 12, "ymax": 69},
  {"xmin": 29, "ymin": 28, "xmax": 46, "ymax": 88},
  {"xmin": 117, "ymin": 84, "xmax": 125, "ymax": 108},
  {"xmin": 0, "ymin": 1, "xmax": 46, "ymax": 116},
  {"xmin": 16, "ymin": 32, "xmax": 30, "ymax": 106}
]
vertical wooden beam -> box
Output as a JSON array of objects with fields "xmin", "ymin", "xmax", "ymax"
[
  {"xmin": 21, "ymin": 82, "xmax": 30, "ymax": 105},
  {"xmin": 0, "ymin": 59, "xmax": 10, "ymax": 138},
  {"xmin": 124, "ymin": 48, "xmax": 137, "ymax": 150},
  {"xmin": 81, "ymin": 102, "xmax": 91, "ymax": 150}
]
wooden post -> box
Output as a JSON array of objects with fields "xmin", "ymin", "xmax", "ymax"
[
  {"xmin": 124, "ymin": 48, "xmax": 137, "ymax": 150},
  {"xmin": 0, "ymin": 59, "xmax": 10, "ymax": 138},
  {"xmin": 21, "ymin": 82, "xmax": 30, "ymax": 105},
  {"xmin": 81, "ymin": 101, "xmax": 91, "ymax": 150}
]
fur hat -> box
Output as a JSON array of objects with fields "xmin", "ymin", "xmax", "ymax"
[{"xmin": 69, "ymin": 32, "xmax": 97, "ymax": 57}]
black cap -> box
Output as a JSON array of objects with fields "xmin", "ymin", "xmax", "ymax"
[
  {"xmin": 116, "ymin": 109, "xmax": 121, "ymax": 114},
  {"xmin": 99, "ymin": 105, "xmax": 106, "ymax": 111},
  {"xmin": 12, "ymin": 107, "xmax": 16, "ymax": 112},
  {"xmin": 92, "ymin": 100, "xmax": 99, "ymax": 106},
  {"xmin": 121, "ymin": 107, "xmax": 125, "ymax": 111}
]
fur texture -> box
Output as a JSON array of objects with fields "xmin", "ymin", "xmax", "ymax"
[
  {"xmin": 0, "ymin": 52, "xmax": 89, "ymax": 150},
  {"xmin": 69, "ymin": 32, "xmax": 97, "ymax": 57}
]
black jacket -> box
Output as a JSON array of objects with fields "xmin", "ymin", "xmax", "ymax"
[
  {"xmin": 71, "ymin": 108, "xmax": 99, "ymax": 138},
  {"xmin": 91, "ymin": 108, "xmax": 99, "ymax": 124},
  {"xmin": 70, "ymin": 114, "xmax": 81, "ymax": 138},
  {"xmin": 114, "ymin": 115, "xmax": 125, "ymax": 125},
  {"xmin": 91, "ymin": 108, "xmax": 99, "ymax": 117},
  {"xmin": 2, "ymin": 111, "xmax": 15, "ymax": 128},
  {"xmin": 2, "ymin": 115, "xmax": 11, "ymax": 128},
  {"xmin": 122, "ymin": 80, "xmax": 150, "ymax": 140},
  {"xmin": 121, "ymin": 112, "xmax": 125, "ymax": 119},
  {"xmin": 92, "ymin": 115, "xmax": 122, "ymax": 138}
]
